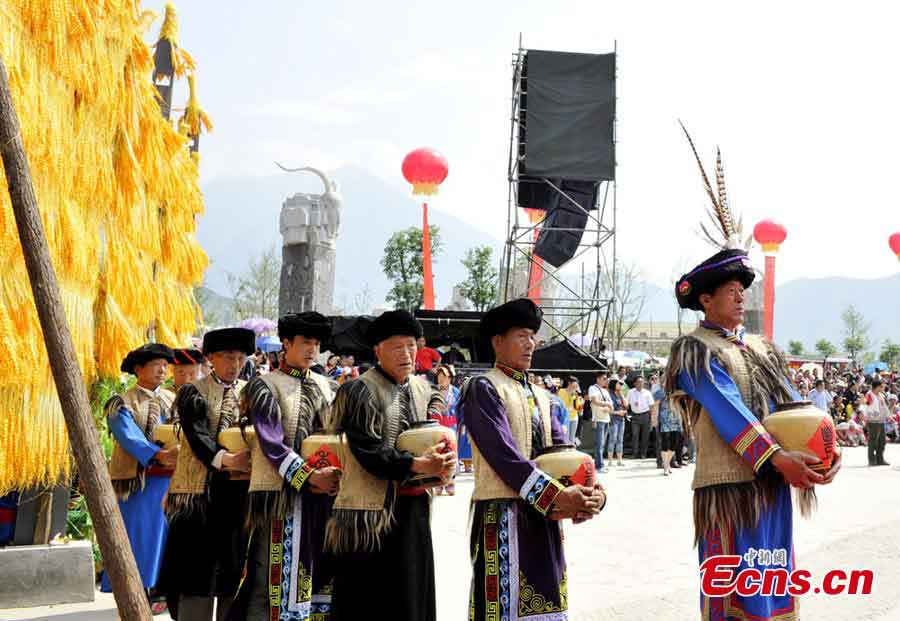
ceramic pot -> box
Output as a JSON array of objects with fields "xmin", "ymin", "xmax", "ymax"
[
  {"xmin": 396, "ymin": 420, "xmax": 457, "ymax": 488},
  {"xmin": 534, "ymin": 444, "xmax": 595, "ymax": 487},
  {"xmin": 299, "ymin": 432, "xmax": 344, "ymax": 494},
  {"xmin": 151, "ymin": 424, "xmax": 178, "ymax": 448},
  {"xmin": 218, "ymin": 426, "xmax": 255, "ymax": 453},
  {"xmin": 762, "ymin": 401, "xmax": 836, "ymax": 474},
  {"xmin": 218, "ymin": 426, "xmax": 254, "ymax": 479}
]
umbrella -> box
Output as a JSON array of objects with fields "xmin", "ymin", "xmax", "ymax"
[
  {"xmin": 799, "ymin": 362, "xmax": 823, "ymax": 374},
  {"xmin": 567, "ymin": 333, "xmax": 592, "ymax": 347},
  {"xmin": 240, "ymin": 317, "xmax": 277, "ymax": 335},
  {"xmin": 864, "ymin": 361, "xmax": 888, "ymax": 375},
  {"xmin": 623, "ymin": 350, "xmax": 651, "ymax": 360},
  {"xmin": 256, "ymin": 335, "xmax": 282, "ymax": 353},
  {"xmin": 612, "ymin": 351, "xmax": 647, "ymax": 369}
]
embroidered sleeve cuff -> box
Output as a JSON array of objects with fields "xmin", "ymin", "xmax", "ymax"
[
  {"xmin": 281, "ymin": 453, "xmax": 315, "ymax": 492},
  {"xmin": 519, "ymin": 468, "xmax": 565, "ymax": 516},
  {"xmin": 732, "ymin": 422, "xmax": 781, "ymax": 473},
  {"xmin": 211, "ymin": 449, "xmax": 226, "ymax": 471}
]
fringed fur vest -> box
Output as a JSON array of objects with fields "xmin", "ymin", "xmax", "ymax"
[
  {"xmin": 106, "ymin": 385, "xmax": 175, "ymax": 500},
  {"xmin": 167, "ymin": 374, "xmax": 246, "ymax": 518},
  {"xmin": 245, "ymin": 369, "xmax": 334, "ymax": 528},
  {"xmin": 471, "ymin": 368, "xmax": 553, "ymax": 501},
  {"xmin": 324, "ymin": 367, "xmax": 433, "ymax": 556},
  {"xmin": 666, "ymin": 326, "xmax": 814, "ymax": 544}
]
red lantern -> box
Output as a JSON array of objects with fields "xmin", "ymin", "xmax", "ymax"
[
  {"xmin": 889, "ymin": 232, "xmax": 900, "ymax": 261},
  {"xmin": 402, "ymin": 148, "xmax": 449, "ymax": 196},
  {"xmin": 753, "ymin": 219, "xmax": 788, "ymax": 253}
]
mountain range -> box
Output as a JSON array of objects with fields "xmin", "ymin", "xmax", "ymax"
[
  {"xmin": 197, "ymin": 165, "xmax": 499, "ymax": 312},
  {"xmin": 197, "ymin": 167, "xmax": 900, "ymax": 354}
]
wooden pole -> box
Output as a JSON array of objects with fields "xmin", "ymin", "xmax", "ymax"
[{"xmin": 0, "ymin": 55, "xmax": 151, "ymax": 619}]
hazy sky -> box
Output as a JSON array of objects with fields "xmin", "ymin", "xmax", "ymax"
[{"xmin": 148, "ymin": 0, "xmax": 900, "ymax": 289}]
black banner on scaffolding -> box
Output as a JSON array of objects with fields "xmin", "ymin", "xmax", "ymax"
[{"xmin": 519, "ymin": 49, "xmax": 616, "ymax": 182}]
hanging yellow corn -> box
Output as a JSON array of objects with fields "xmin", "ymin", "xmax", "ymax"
[
  {"xmin": 154, "ymin": 3, "xmax": 195, "ymax": 80},
  {"xmin": 179, "ymin": 73, "xmax": 213, "ymax": 139},
  {"xmin": 0, "ymin": 1, "xmax": 210, "ymax": 494}
]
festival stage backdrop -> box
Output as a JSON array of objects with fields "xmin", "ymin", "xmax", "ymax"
[{"xmin": 0, "ymin": 2, "xmax": 208, "ymax": 493}]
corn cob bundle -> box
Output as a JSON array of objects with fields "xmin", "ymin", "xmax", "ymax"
[{"xmin": 0, "ymin": 0, "xmax": 209, "ymax": 493}]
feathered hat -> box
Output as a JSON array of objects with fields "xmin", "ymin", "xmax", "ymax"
[{"xmin": 674, "ymin": 121, "xmax": 755, "ymax": 311}]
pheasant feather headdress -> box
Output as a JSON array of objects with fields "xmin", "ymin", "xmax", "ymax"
[
  {"xmin": 679, "ymin": 120, "xmax": 746, "ymax": 251},
  {"xmin": 674, "ymin": 121, "xmax": 756, "ymax": 311}
]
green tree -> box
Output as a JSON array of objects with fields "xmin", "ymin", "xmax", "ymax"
[
  {"xmin": 841, "ymin": 305, "xmax": 871, "ymax": 362},
  {"xmin": 787, "ymin": 340, "xmax": 805, "ymax": 356},
  {"xmin": 880, "ymin": 340, "xmax": 900, "ymax": 369},
  {"xmin": 814, "ymin": 339, "xmax": 837, "ymax": 359},
  {"xmin": 227, "ymin": 244, "xmax": 281, "ymax": 321},
  {"xmin": 459, "ymin": 245, "xmax": 498, "ymax": 311},
  {"xmin": 381, "ymin": 226, "xmax": 442, "ymax": 311}
]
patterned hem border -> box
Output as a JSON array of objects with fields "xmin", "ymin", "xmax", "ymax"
[
  {"xmin": 701, "ymin": 527, "xmax": 798, "ymax": 621},
  {"xmin": 268, "ymin": 518, "xmax": 284, "ymax": 620}
]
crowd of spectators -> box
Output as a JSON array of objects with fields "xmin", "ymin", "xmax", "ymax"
[
  {"xmin": 791, "ymin": 367, "xmax": 900, "ymax": 466},
  {"xmin": 249, "ymin": 335, "xmax": 898, "ymax": 474}
]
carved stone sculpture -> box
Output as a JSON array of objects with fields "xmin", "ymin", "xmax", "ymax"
[{"xmin": 276, "ymin": 165, "xmax": 343, "ymax": 316}]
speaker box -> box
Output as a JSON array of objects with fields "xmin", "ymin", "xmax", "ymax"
[{"xmin": 534, "ymin": 203, "xmax": 589, "ymax": 268}]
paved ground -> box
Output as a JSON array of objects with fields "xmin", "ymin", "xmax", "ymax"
[{"xmin": 3, "ymin": 443, "xmax": 899, "ymax": 620}]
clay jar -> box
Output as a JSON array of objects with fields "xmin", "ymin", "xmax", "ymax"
[
  {"xmin": 300, "ymin": 433, "xmax": 344, "ymax": 494},
  {"xmin": 217, "ymin": 426, "xmax": 254, "ymax": 479},
  {"xmin": 534, "ymin": 444, "xmax": 595, "ymax": 488},
  {"xmin": 396, "ymin": 420, "xmax": 457, "ymax": 489},
  {"xmin": 152, "ymin": 423, "xmax": 178, "ymax": 449},
  {"xmin": 762, "ymin": 401, "xmax": 836, "ymax": 474},
  {"xmin": 218, "ymin": 426, "xmax": 255, "ymax": 453}
]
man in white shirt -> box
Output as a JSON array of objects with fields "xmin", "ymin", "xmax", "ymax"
[
  {"xmin": 588, "ymin": 372, "xmax": 613, "ymax": 472},
  {"xmin": 864, "ymin": 379, "xmax": 890, "ymax": 467},
  {"xmin": 807, "ymin": 379, "xmax": 832, "ymax": 412},
  {"xmin": 627, "ymin": 376, "xmax": 655, "ymax": 459}
]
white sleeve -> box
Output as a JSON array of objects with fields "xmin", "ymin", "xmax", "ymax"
[{"xmin": 211, "ymin": 449, "xmax": 226, "ymax": 470}]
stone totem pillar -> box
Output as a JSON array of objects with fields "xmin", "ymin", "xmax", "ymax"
[{"xmin": 277, "ymin": 166, "xmax": 342, "ymax": 316}]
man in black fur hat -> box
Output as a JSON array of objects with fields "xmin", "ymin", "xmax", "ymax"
[
  {"xmin": 464, "ymin": 298, "xmax": 605, "ymax": 620},
  {"xmin": 325, "ymin": 310, "xmax": 454, "ymax": 621},
  {"xmin": 228, "ymin": 312, "xmax": 341, "ymax": 620},
  {"xmin": 160, "ymin": 328, "xmax": 256, "ymax": 621}
]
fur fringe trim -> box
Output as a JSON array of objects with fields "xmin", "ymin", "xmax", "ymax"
[
  {"xmin": 327, "ymin": 379, "xmax": 381, "ymax": 439},
  {"xmin": 324, "ymin": 507, "xmax": 395, "ymax": 557},
  {"xmin": 794, "ymin": 487, "xmax": 817, "ymax": 519},
  {"xmin": 739, "ymin": 343, "xmax": 794, "ymax": 422},
  {"xmin": 111, "ymin": 476, "xmax": 144, "ymax": 502},
  {"xmin": 665, "ymin": 335, "xmax": 713, "ymax": 436},
  {"xmin": 324, "ymin": 482, "xmax": 397, "ymax": 556},
  {"xmin": 246, "ymin": 490, "xmax": 292, "ymax": 531},
  {"xmin": 693, "ymin": 474, "xmax": 781, "ymax": 546},
  {"xmin": 165, "ymin": 493, "xmax": 207, "ymax": 522},
  {"xmin": 694, "ymin": 480, "xmax": 818, "ymax": 546},
  {"xmin": 104, "ymin": 395, "xmax": 125, "ymax": 420}
]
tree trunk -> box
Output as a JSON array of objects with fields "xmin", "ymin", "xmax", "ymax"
[{"xmin": 0, "ymin": 56, "xmax": 151, "ymax": 620}]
